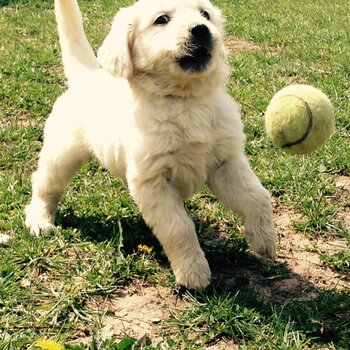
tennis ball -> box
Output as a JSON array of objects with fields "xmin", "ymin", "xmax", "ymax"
[{"xmin": 265, "ymin": 84, "xmax": 335, "ymax": 155}]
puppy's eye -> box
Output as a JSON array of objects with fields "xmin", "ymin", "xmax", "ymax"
[
  {"xmin": 200, "ymin": 10, "xmax": 210, "ymax": 20},
  {"xmin": 154, "ymin": 15, "xmax": 170, "ymax": 25}
]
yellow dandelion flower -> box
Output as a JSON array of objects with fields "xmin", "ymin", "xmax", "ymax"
[
  {"xmin": 34, "ymin": 339, "xmax": 64, "ymax": 350},
  {"xmin": 137, "ymin": 244, "xmax": 153, "ymax": 254}
]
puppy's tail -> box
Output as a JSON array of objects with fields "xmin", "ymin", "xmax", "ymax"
[{"xmin": 55, "ymin": 0, "xmax": 99, "ymax": 85}]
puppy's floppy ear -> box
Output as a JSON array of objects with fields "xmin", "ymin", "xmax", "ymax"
[{"xmin": 97, "ymin": 7, "xmax": 135, "ymax": 79}]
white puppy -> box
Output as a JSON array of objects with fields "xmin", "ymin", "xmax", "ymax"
[{"xmin": 25, "ymin": 0, "xmax": 276, "ymax": 290}]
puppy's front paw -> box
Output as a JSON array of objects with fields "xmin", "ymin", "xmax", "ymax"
[
  {"xmin": 25, "ymin": 203, "xmax": 55, "ymax": 236},
  {"xmin": 252, "ymin": 237, "xmax": 276, "ymax": 260},
  {"xmin": 246, "ymin": 226, "xmax": 276, "ymax": 260},
  {"xmin": 171, "ymin": 250, "xmax": 211, "ymax": 290},
  {"xmin": 26, "ymin": 220, "xmax": 56, "ymax": 237}
]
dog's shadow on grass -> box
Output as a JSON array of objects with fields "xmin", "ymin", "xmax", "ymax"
[{"xmin": 56, "ymin": 207, "xmax": 162, "ymax": 256}]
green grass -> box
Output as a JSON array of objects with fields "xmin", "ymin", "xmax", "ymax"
[{"xmin": 1, "ymin": 0, "xmax": 349, "ymax": 349}]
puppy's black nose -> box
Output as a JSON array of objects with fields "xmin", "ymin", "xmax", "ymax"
[{"xmin": 191, "ymin": 24, "xmax": 212, "ymax": 46}]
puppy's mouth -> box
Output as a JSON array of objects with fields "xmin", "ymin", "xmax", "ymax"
[
  {"xmin": 176, "ymin": 24, "xmax": 213, "ymax": 73},
  {"xmin": 177, "ymin": 46, "xmax": 212, "ymax": 72}
]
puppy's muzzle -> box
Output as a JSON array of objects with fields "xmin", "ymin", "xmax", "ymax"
[{"xmin": 178, "ymin": 24, "xmax": 213, "ymax": 73}]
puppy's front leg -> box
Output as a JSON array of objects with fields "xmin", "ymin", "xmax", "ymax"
[
  {"xmin": 208, "ymin": 156, "xmax": 276, "ymax": 259},
  {"xmin": 130, "ymin": 177, "xmax": 211, "ymax": 290}
]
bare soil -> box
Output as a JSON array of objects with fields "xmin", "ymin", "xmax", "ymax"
[
  {"xmin": 224, "ymin": 37, "xmax": 261, "ymax": 55},
  {"xmin": 101, "ymin": 284, "xmax": 185, "ymax": 346},
  {"xmin": 266, "ymin": 200, "xmax": 349, "ymax": 302}
]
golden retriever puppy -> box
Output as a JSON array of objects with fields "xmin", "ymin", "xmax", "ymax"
[{"xmin": 26, "ymin": 0, "xmax": 276, "ymax": 289}]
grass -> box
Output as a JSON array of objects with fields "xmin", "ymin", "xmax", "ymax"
[{"xmin": 1, "ymin": 0, "xmax": 349, "ymax": 349}]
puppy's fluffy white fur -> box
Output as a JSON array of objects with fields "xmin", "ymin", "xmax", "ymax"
[{"xmin": 25, "ymin": 0, "xmax": 276, "ymax": 289}]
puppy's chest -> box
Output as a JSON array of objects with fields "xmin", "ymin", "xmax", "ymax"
[
  {"xmin": 135, "ymin": 101, "xmax": 217, "ymax": 194},
  {"xmin": 144, "ymin": 102, "xmax": 214, "ymax": 156}
]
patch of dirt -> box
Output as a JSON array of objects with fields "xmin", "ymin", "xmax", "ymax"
[
  {"xmin": 260, "ymin": 200, "xmax": 350, "ymax": 302},
  {"xmin": 224, "ymin": 36, "xmax": 286, "ymax": 59},
  {"xmin": 78, "ymin": 282, "xmax": 240, "ymax": 349},
  {"xmin": 78, "ymin": 283, "xmax": 189, "ymax": 347},
  {"xmin": 102, "ymin": 284, "xmax": 182, "ymax": 341},
  {"xmin": 224, "ymin": 37, "xmax": 261, "ymax": 55},
  {"xmin": 213, "ymin": 199, "xmax": 349, "ymax": 303}
]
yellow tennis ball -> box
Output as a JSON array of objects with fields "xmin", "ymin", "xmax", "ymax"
[{"xmin": 265, "ymin": 84, "xmax": 335, "ymax": 155}]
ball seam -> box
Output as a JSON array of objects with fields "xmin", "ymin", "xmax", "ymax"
[{"xmin": 280, "ymin": 95, "xmax": 313, "ymax": 149}]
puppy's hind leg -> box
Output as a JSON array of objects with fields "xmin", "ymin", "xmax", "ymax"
[
  {"xmin": 208, "ymin": 156, "xmax": 276, "ymax": 260},
  {"xmin": 26, "ymin": 123, "xmax": 89, "ymax": 236}
]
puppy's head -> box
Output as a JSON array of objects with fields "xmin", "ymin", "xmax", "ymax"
[{"xmin": 98, "ymin": 0, "xmax": 228, "ymax": 96}]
